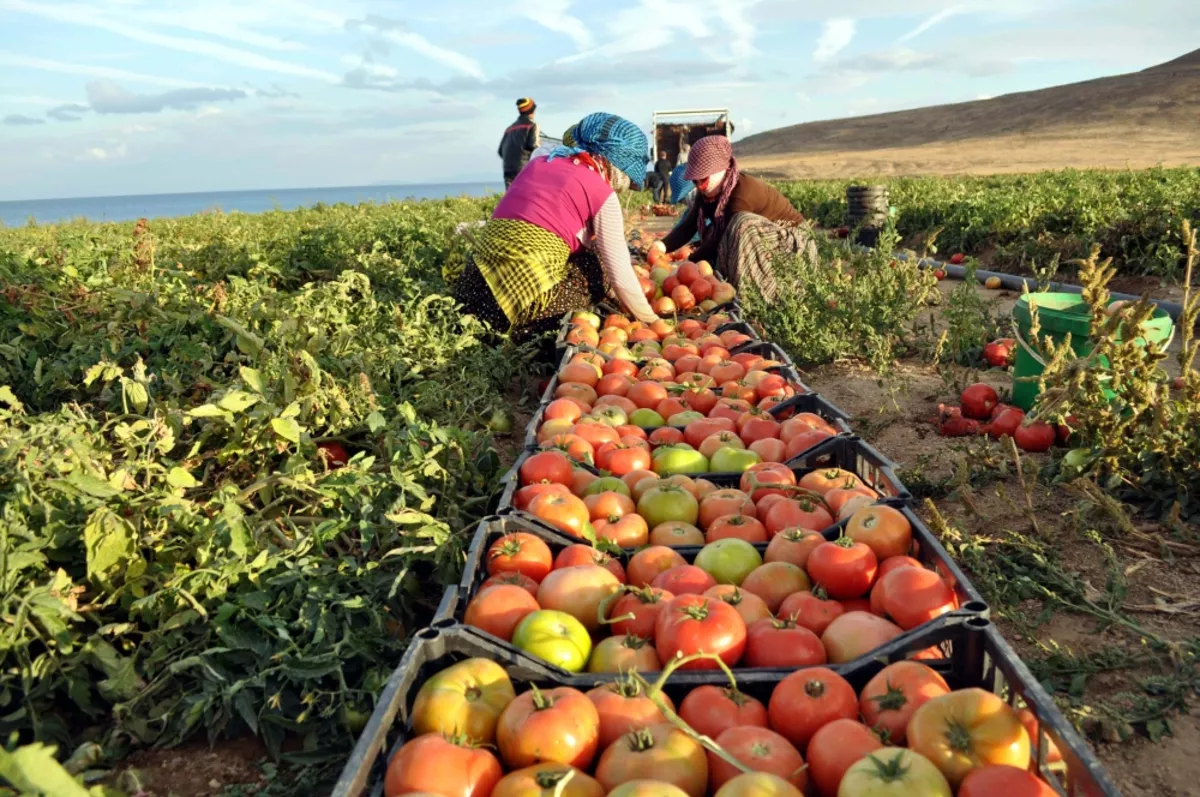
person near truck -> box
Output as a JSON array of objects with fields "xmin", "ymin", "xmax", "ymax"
[
  {"xmin": 647, "ymin": 135, "xmax": 814, "ymax": 302},
  {"xmin": 653, "ymin": 150, "xmax": 672, "ymax": 203},
  {"xmin": 455, "ymin": 112, "xmax": 659, "ymax": 341},
  {"xmin": 644, "ymin": 158, "xmax": 663, "ymax": 203},
  {"xmin": 498, "ymin": 97, "xmax": 540, "ymax": 189}
]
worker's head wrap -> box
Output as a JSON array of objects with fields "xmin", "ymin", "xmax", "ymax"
[
  {"xmin": 684, "ymin": 135, "xmax": 740, "ymax": 243},
  {"xmin": 516, "ymin": 97, "xmax": 536, "ymax": 114},
  {"xmin": 547, "ymin": 112, "xmax": 649, "ymax": 189},
  {"xmin": 561, "ymin": 125, "xmax": 577, "ymax": 147},
  {"xmin": 669, "ymin": 164, "xmax": 694, "ymax": 205}
]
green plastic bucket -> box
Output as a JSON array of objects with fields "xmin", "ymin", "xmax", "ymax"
[{"xmin": 1011, "ymin": 293, "xmax": 1175, "ymax": 411}]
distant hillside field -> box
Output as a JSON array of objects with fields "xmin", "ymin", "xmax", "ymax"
[{"xmin": 736, "ymin": 48, "xmax": 1200, "ymax": 178}]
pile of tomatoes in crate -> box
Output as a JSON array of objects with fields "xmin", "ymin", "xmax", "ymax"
[
  {"xmin": 464, "ymin": 488, "xmax": 964, "ymax": 675},
  {"xmin": 546, "ymin": 318, "xmax": 833, "ymax": 475},
  {"xmin": 383, "ymin": 651, "xmax": 1060, "ymax": 797}
]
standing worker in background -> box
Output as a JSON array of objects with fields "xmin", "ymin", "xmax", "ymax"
[
  {"xmin": 653, "ymin": 150, "xmax": 672, "ymax": 203},
  {"xmin": 644, "ymin": 157, "xmax": 662, "ymax": 204},
  {"xmin": 499, "ymin": 97, "xmax": 540, "ymax": 189}
]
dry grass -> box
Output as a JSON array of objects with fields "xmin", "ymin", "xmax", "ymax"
[{"xmin": 737, "ymin": 48, "xmax": 1200, "ymax": 179}]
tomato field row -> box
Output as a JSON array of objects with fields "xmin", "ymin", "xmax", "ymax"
[
  {"xmin": 772, "ymin": 167, "xmax": 1200, "ymax": 281},
  {"xmin": 327, "ymin": 247, "xmax": 1124, "ymax": 796}
]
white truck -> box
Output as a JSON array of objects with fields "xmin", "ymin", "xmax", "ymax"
[{"xmin": 650, "ymin": 109, "xmax": 733, "ymax": 169}]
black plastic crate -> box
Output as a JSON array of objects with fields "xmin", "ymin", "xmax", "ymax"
[
  {"xmin": 454, "ymin": 505, "xmax": 986, "ymax": 673},
  {"xmin": 521, "ymin": 388, "xmax": 850, "ymax": 453},
  {"xmin": 330, "ymin": 617, "xmax": 1119, "ymax": 797}
]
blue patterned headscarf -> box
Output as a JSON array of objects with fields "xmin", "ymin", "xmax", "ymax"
[
  {"xmin": 546, "ymin": 112, "xmax": 649, "ymax": 188},
  {"xmin": 669, "ymin": 164, "xmax": 694, "ymax": 205}
]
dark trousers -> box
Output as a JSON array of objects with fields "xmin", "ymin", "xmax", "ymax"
[{"xmin": 646, "ymin": 174, "xmax": 666, "ymax": 202}]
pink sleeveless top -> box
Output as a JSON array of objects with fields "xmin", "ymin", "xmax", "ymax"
[{"xmin": 492, "ymin": 156, "xmax": 614, "ymax": 252}]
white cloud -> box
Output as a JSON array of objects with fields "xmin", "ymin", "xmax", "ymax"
[
  {"xmin": 0, "ymin": 0, "xmax": 340, "ymax": 82},
  {"xmin": 80, "ymin": 143, "xmax": 128, "ymax": 161},
  {"xmin": 519, "ymin": 0, "xmax": 593, "ymax": 50},
  {"xmin": 0, "ymin": 52, "xmax": 202, "ymax": 88},
  {"xmin": 813, "ymin": 19, "xmax": 856, "ymax": 63},
  {"xmin": 896, "ymin": 5, "xmax": 967, "ymax": 43},
  {"xmin": 349, "ymin": 17, "xmax": 485, "ymax": 79}
]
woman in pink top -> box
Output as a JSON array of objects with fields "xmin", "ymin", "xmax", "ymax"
[{"xmin": 453, "ymin": 112, "xmax": 658, "ymax": 340}]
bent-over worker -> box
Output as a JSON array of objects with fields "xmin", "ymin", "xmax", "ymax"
[
  {"xmin": 455, "ymin": 112, "xmax": 659, "ymax": 341},
  {"xmin": 649, "ymin": 135, "xmax": 813, "ymax": 301}
]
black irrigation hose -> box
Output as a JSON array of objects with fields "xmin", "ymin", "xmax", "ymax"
[{"xmin": 849, "ymin": 244, "xmax": 1186, "ymax": 321}]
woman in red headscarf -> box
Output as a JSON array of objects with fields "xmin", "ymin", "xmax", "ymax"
[{"xmin": 649, "ymin": 135, "xmax": 815, "ymax": 301}]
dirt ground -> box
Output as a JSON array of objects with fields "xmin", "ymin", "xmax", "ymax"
[{"xmin": 792, "ymin": 279, "xmax": 1198, "ymax": 797}]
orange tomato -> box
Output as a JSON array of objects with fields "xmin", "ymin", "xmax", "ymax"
[
  {"xmin": 491, "ymin": 765, "xmax": 604, "ymax": 797},
  {"xmin": 594, "ymin": 724, "xmax": 709, "ymax": 797},
  {"xmin": 586, "ymin": 675, "xmax": 674, "ymax": 747},
  {"xmin": 845, "ymin": 505, "xmax": 913, "ymax": 560},
  {"xmin": 384, "ymin": 734, "xmax": 503, "ymax": 797},
  {"xmin": 497, "ymin": 686, "xmax": 601, "ymax": 770},
  {"xmin": 411, "ymin": 658, "xmax": 515, "ymax": 743},
  {"xmin": 464, "ymin": 584, "xmax": 540, "ymax": 641},
  {"xmin": 906, "ymin": 688, "xmax": 1032, "ymax": 786}
]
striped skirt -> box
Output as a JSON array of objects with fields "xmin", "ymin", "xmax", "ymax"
[
  {"xmin": 717, "ymin": 212, "xmax": 817, "ymax": 303},
  {"xmin": 453, "ymin": 218, "xmax": 606, "ymax": 341}
]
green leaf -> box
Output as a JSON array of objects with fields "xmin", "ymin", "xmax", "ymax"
[
  {"xmin": 83, "ymin": 508, "xmax": 135, "ymax": 588},
  {"xmin": 366, "ymin": 410, "xmax": 386, "ymax": 433},
  {"xmin": 188, "ymin": 403, "xmax": 229, "ymax": 419},
  {"xmin": 218, "ymin": 390, "xmax": 259, "ymax": 413},
  {"xmin": 162, "ymin": 609, "xmax": 201, "ymax": 631},
  {"xmin": 167, "ymin": 467, "xmax": 200, "ymax": 489},
  {"xmin": 271, "ymin": 417, "xmax": 302, "ymax": 443},
  {"xmin": 0, "ymin": 743, "xmax": 92, "ymax": 797},
  {"xmin": 0, "ymin": 385, "xmax": 24, "ymax": 411},
  {"xmin": 122, "ymin": 378, "xmax": 149, "ymax": 413},
  {"xmin": 240, "ymin": 366, "xmax": 268, "ymax": 394},
  {"xmin": 56, "ymin": 473, "xmax": 120, "ymax": 499}
]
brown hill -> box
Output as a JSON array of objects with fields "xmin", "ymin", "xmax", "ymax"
[{"xmin": 736, "ymin": 48, "xmax": 1200, "ymax": 178}]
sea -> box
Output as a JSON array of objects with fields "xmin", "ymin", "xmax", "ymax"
[{"xmin": 0, "ymin": 181, "xmax": 505, "ymax": 227}]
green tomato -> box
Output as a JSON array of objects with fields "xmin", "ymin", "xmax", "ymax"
[
  {"xmin": 667, "ymin": 411, "xmax": 705, "ymax": 426},
  {"xmin": 694, "ymin": 539, "xmax": 763, "ymax": 586},
  {"xmin": 572, "ymin": 311, "xmax": 600, "ymax": 329},
  {"xmin": 511, "ymin": 610, "xmax": 593, "ymax": 673},
  {"xmin": 709, "ymin": 446, "xmax": 763, "ymax": 473},
  {"xmin": 486, "ymin": 408, "xmax": 514, "ymax": 434},
  {"xmin": 650, "ymin": 267, "xmax": 670, "ymax": 286},
  {"xmin": 1063, "ymin": 448, "xmax": 1091, "ymax": 469},
  {"xmin": 584, "ymin": 476, "xmax": 631, "ymax": 497},
  {"xmin": 652, "ymin": 446, "xmax": 710, "ymax": 476},
  {"xmin": 593, "ymin": 405, "xmax": 629, "ymax": 427},
  {"xmin": 629, "ymin": 408, "xmax": 666, "ymax": 428},
  {"xmin": 637, "ymin": 485, "xmax": 700, "ymax": 528},
  {"xmin": 837, "ymin": 748, "xmax": 950, "ymax": 797}
]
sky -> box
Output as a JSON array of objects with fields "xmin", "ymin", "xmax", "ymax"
[{"xmin": 0, "ymin": 0, "xmax": 1197, "ymax": 201}]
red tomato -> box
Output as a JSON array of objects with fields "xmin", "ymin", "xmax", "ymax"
[
  {"xmin": 820, "ymin": 612, "xmax": 904, "ymax": 664},
  {"xmin": 804, "ymin": 720, "xmax": 883, "ymax": 797},
  {"xmin": 595, "ymin": 514, "xmax": 650, "ymax": 547},
  {"xmin": 479, "ymin": 571, "xmax": 539, "ymax": 597},
  {"xmin": 678, "ymin": 686, "xmax": 769, "ymax": 740},
  {"xmin": 989, "ymin": 407, "xmax": 1026, "ymax": 440},
  {"xmin": 596, "ymin": 443, "xmax": 653, "ymax": 477},
  {"xmin": 553, "ymin": 545, "xmax": 627, "ymax": 583},
  {"xmin": 609, "ymin": 586, "xmax": 675, "ymax": 639},
  {"xmin": 318, "ymin": 441, "xmax": 350, "ymax": 468},
  {"xmin": 706, "ymin": 514, "xmax": 769, "ymax": 543},
  {"xmin": 777, "ymin": 587, "xmax": 845, "ymax": 636},
  {"xmin": 703, "ymin": 585, "xmax": 773, "ymax": 627},
  {"xmin": 520, "ymin": 450, "xmax": 574, "ymax": 486},
  {"xmin": 586, "ymin": 678, "xmax": 674, "ymax": 750},
  {"xmin": 806, "ymin": 539, "xmax": 878, "ymax": 600},
  {"xmin": 1014, "ymin": 421, "xmax": 1056, "ymax": 453},
  {"xmin": 652, "ymin": 565, "xmax": 718, "ymax": 596},
  {"xmin": 384, "ymin": 733, "xmax": 503, "ymax": 797},
  {"xmin": 743, "ymin": 617, "xmax": 826, "ymax": 668},
  {"xmin": 961, "ymin": 383, "xmax": 999, "ymax": 420},
  {"xmin": 628, "ymin": 382, "xmax": 670, "ymax": 410},
  {"xmin": 698, "ymin": 489, "xmax": 757, "ymax": 529},
  {"xmin": 959, "ymin": 765, "xmax": 1058, "ymax": 797},
  {"xmin": 764, "ymin": 529, "xmax": 825, "ymax": 569},
  {"xmin": 528, "ymin": 492, "xmax": 591, "ymax": 538},
  {"xmin": 740, "ymin": 416, "xmax": 782, "ymax": 445},
  {"xmin": 497, "ymin": 687, "xmax": 600, "ymax": 769},
  {"xmin": 859, "ymin": 661, "xmax": 951, "ymax": 744},
  {"xmin": 464, "ymin": 584, "xmax": 540, "ymax": 641},
  {"xmin": 708, "ymin": 727, "xmax": 806, "ymax": 791},
  {"xmin": 584, "ymin": 491, "xmax": 637, "ymax": 521},
  {"xmin": 487, "ymin": 532, "xmax": 554, "ymax": 582},
  {"xmin": 627, "ymin": 546, "xmax": 688, "ymax": 587},
  {"xmin": 764, "ymin": 499, "xmax": 833, "ymax": 535},
  {"xmin": 654, "ymin": 594, "xmax": 748, "ymax": 669},
  {"xmin": 879, "ymin": 566, "xmax": 957, "ymax": 630},
  {"xmin": 649, "ymin": 427, "xmax": 686, "ymax": 447},
  {"xmin": 767, "ymin": 667, "xmax": 858, "ymax": 751},
  {"xmin": 545, "ymin": 398, "xmax": 586, "ymax": 423}
]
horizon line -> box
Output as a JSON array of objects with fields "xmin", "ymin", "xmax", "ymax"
[{"xmin": 0, "ymin": 179, "xmax": 503, "ymax": 206}]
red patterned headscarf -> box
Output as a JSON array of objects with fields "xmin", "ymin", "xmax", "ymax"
[{"xmin": 683, "ymin": 135, "xmax": 739, "ymax": 243}]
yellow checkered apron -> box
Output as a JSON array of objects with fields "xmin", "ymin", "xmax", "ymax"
[{"xmin": 472, "ymin": 218, "xmax": 572, "ymax": 328}]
